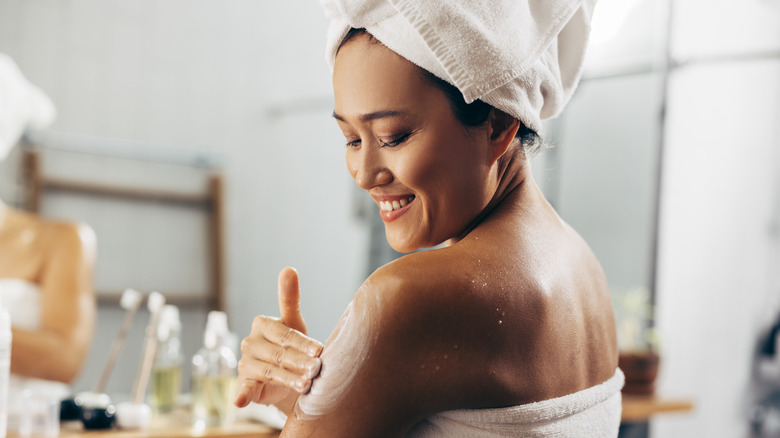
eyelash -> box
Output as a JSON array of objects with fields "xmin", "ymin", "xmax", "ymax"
[
  {"xmin": 381, "ymin": 133, "xmax": 411, "ymax": 147},
  {"xmin": 345, "ymin": 133, "xmax": 411, "ymax": 148}
]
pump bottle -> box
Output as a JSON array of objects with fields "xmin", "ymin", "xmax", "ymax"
[
  {"xmin": 191, "ymin": 311, "xmax": 237, "ymax": 427},
  {"xmin": 150, "ymin": 305, "xmax": 184, "ymax": 413}
]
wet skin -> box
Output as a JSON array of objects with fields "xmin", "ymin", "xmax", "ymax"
[{"xmin": 234, "ymin": 34, "xmax": 618, "ymax": 437}]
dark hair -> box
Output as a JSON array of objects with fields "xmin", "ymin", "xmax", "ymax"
[{"xmin": 339, "ymin": 28, "xmax": 543, "ymax": 156}]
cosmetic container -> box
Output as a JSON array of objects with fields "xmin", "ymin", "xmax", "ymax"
[
  {"xmin": 191, "ymin": 311, "xmax": 237, "ymax": 428},
  {"xmin": 151, "ymin": 305, "xmax": 184, "ymax": 413}
]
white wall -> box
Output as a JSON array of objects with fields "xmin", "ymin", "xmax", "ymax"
[
  {"xmin": 653, "ymin": 59, "xmax": 780, "ymax": 437},
  {"xmin": 0, "ymin": 0, "xmax": 368, "ymax": 394},
  {"xmin": 653, "ymin": 0, "xmax": 780, "ymax": 436}
]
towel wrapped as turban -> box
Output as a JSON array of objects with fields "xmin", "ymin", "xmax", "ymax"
[{"xmin": 320, "ymin": 0, "xmax": 597, "ymax": 133}]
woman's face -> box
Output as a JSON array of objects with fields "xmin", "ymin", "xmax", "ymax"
[{"xmin": 333, "ymin": 35, "xmax": 496, "ymax": 253}]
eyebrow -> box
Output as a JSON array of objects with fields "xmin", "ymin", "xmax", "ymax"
[{"xmin": 332, "ymin": 109, "xmax": 409, "ymax": 123}]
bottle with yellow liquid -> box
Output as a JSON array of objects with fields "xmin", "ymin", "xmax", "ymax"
[
  {"xmin": 191, "ymin": 311, "xmax": 237, "ymax": 428},
  {"xmin": 151, "ymin": 305, "xmax": 184, "ymax": 414}
]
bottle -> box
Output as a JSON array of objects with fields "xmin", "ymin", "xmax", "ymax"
[
  {"xmin": 150, "ymin": 305, "xmax": 184, "ymax": 414},
  {"xmin": 190, "ymin": 311, "xmax": 237, "ymax": 428},
  {"xmin": 0, "ymin": 305, "xmax": 11, "ymax": 438}
]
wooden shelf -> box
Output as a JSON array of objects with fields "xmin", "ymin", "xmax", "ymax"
[
  {"xmin": 621, "ymin": 394, "xmax": 694, "ymax": 422},
  {"xmin": 8, "ymin": 407, "xmax": 280, "ymax": 438},
  {"xmin": 25, "ymin": 422, "xmax": 279, "ymax": 438},
  {"xmin": 96, "ymin": 293, "xmax": 216, "ymax": 309},
  {"xmin": 42, "ymin": 178, "xmax": 212, "ymax": 207}
]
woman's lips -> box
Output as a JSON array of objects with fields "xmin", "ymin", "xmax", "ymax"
[{"xmin": 375, "ymin": 195, "xmax": 415, "ymax": 222}]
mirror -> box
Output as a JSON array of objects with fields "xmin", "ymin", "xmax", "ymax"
[{"xmin": 0, "ymin": 0, "xmax": 669, "ymax": 393}]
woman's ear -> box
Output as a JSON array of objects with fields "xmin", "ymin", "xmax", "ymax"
[{"xmin": 487, "ymin": 109, "xmax": 520, "ymax": 165}]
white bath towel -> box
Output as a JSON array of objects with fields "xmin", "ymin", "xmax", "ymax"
[
  {"xmin": 407, "ymin": 368, "xmax": 624, "ymax": 437},
  {"xmin": 0, "ymin": 279, "xmax": 70, "ymax": 430},
  {"xmin": 320, "ymin": 0, "xmax": 597, "ymax": 133},
  {"xmin": 0, "ymin": 53, "xmax": 56, "ymax": 161}
]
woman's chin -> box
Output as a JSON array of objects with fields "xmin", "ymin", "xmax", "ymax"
[
  {"xmin": 387, "ymin": 241, "xmax": 417, "ymax": 254},
  {"xmin": 384, "ymin": 232, "xmax": 420, "ymax": 254}
]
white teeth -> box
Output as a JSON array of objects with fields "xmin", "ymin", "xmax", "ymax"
[{"xmin": 378, "ymin": 196, "xmax": 415, "ymax": 212}]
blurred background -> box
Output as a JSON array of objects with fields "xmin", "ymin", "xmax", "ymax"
[{"xmin": 0, "ymin": 0, "xmax": 778, "ymax": 436}]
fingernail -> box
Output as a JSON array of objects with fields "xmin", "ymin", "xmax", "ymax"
[
  {"xmin": 233, "ymin": 383, "xmax": 250, "ymax": 407},
  {"xmin": 234, "ymin": 392, "xmax": 246, "ymax": 407},
  {"xmin": 308, "ymin": 343, "xmax": 322, "ymax": 357},
  {"xmin": 299, "ymin": 379, "xmax": 312, "ymax": 394},
  {"xmin": 305, "ymin": 358, "xmax": 322, "ymax": 379}
]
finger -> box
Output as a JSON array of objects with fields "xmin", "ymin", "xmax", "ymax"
[
  {"xmin": 278, "ymin": 267, "xmax": 307, "ymax": 334},
  {"xmin": 238, "ymin": 358, "xmax": 313, "ymax": 394},
  {"xmin": 250, "ymin": 315, "xmax": 323, "ymax": 357},
  {"xmin": 242, "ymin": 331, "xmax": 322, "ymax": 377},
  {"xmin": 257, "ymin": 316, "xmax": 323, "ymax": 358}
]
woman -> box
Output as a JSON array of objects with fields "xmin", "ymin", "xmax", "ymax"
[
  {"xmin": 236, "ymin": 0, "xmax": 621, "ymax": 436},
  {"xmin": 0, "ymin": 202, "xmax": 96, "ymax": 386},
  {"xmin": 0, "ymin": 53, "xmax": 97, "ymax": 408}
]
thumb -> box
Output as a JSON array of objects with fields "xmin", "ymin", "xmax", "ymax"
[{"xmin": 278, "ymin": 267, "xmax": 307, "ymax": 335}]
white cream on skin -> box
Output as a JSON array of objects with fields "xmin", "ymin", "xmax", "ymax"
[{"xmin": 295, "ymin": 285, "xmax": 377, "ymax": 419}]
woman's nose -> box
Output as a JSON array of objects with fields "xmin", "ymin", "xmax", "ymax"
[{"xmin": 348, "ymin": 146, "xmax": 392, "ymax": 190}]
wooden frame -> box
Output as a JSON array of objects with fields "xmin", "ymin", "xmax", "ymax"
[{"xmin": 22, "ymin": 147, "xmax": 226, "ymax": 311}]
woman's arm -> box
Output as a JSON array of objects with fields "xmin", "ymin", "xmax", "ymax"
[
  {"xmin": 10, "ymin": 221, "xmax": 96, "ymax": 383},
  {"xmin": 282, "ymin": 258, "xmax": 506, "ymax": 437}
]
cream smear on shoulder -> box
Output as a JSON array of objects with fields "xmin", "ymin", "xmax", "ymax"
[{"xmin": 295, "ymin": 288, "xmax": 377, "ymax": 419}]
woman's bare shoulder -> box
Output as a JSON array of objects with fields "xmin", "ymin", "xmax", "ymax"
[
  {"xmin": 40, "ymin": 219, "xmax": 96, "ymax": 256},
  {"xmin": 285, "ymin": 248, "xmax": 532, "ymax": 436}
]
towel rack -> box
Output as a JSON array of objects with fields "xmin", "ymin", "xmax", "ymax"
[{"xmin": 21, "ymin": 143, "xmax": 226, "ymax": 312}]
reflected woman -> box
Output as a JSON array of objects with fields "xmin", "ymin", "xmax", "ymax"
[
  {"xmin": 236, "ymin": 0, "xmax": 622, "ymax": 436},
  {"xmin": 0, "ymin": 53, "xmax": 97, "ymax": 412}
]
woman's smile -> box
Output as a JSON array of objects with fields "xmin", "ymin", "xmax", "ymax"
[{"xmin": 372, "ymin": 194, "xmax": 416, "ymax": 222}]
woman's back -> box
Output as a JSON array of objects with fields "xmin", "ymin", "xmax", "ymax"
[
  {"xmin": 428, "ymin": 166, "xmax": 618, "ymax": 406},
  {"xmin": 285, "ymin": 162, "xmax": 618, "ymax": 436},
  {"xmin": 374, "ymin": 161, "xmax": 616, "ymax": 407}
]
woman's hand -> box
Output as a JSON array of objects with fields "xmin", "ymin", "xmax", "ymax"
[{"xmin": 234, "ymin": 267, "xmax": 323, "ymax": 413}]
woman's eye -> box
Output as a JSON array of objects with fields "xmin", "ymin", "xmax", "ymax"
[
  {"xmin": 345, "ymin": 138, "xmax": 361, "ymax": 148},
  {"xmin": 379, "ymin": 133, "xmax": 411, "ymax": 148}
]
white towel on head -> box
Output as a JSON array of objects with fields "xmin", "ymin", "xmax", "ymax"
[
  {"xmin": 321, "ymin": 0, "xmax": 597, "ymax": 133},
  {"xmin": 0, "ymin": 53, "xmax": 56, "ymax": 161}
]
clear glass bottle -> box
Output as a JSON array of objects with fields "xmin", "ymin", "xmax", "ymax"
[
  {"xmin": 190, "ymin": 311, "xmax": 237, "ymax": 428},
  {"xmin": 150, "ymin": 305, "xmax": 184, "ymax": 414}
]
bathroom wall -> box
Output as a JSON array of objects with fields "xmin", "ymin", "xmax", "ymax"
[
  {"xmin": 0, "ymin": 0, "xmax": 368, "ymax": 394},
  {"xmin": 653, "ymin": 0, "xmax": 780, "ymax": 436}
]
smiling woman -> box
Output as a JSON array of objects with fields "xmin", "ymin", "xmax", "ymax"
[
  {"xmin": 234, "ymin": 1, "xmax": 622, "ymax": 437},
  {"xmin": 335, "ymin": 35, "xmax": 503, "ymax": 253}
]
